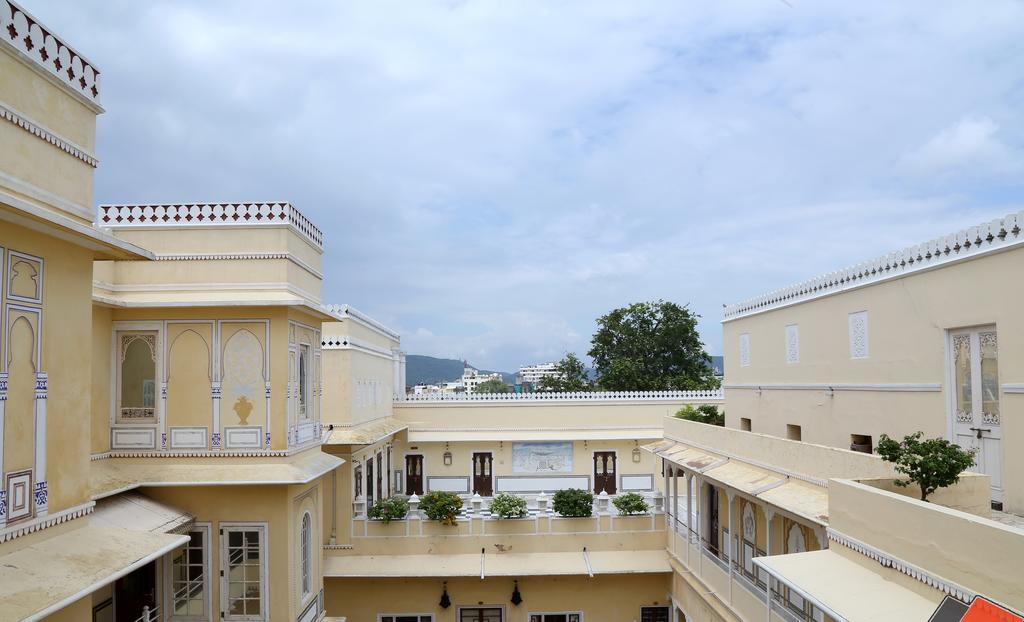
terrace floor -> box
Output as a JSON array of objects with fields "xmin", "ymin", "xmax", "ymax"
[{"xmin": 990, "ymin": 509, "xmax": 1024, "ymax": 532}]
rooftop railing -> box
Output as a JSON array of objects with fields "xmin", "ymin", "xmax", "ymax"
[
  {"xmin": 1, "ymin": 1, "xmax": 102, "ymax": 105},
  {"xmin": 97, "ymin": 202, "xmax": 323, "ymax": 250},
  {"xmin": 724, "ymin": 211, "xmax": 1024, "ymax": 320},
  {"xmin": 401, "ymin": 389, "xmax": 724, "ymax": 402}
]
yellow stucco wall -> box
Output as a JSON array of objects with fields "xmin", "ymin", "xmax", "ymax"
[
  {"xmin": 723, "ymin": 245, "xmax": 1024, "ymax": 511},
  {"xmin": 325, "ymin": 574, "xmax": 671, "ymax": 622},
  {"xmin": 1, "ymin": 219, "xmax": 93, "ymax": 514}
]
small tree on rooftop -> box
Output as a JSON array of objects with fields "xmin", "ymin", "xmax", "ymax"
[
  {"xmin": 875, "ymin": 432, "xmax": 977, "ymax": 502},
  {"xmin": 674, "ymin": 404, "xmax": 724, "ymax": 426}
]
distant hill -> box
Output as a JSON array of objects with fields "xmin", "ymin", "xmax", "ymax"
[{"xmin": 405, "ymin": 354, "xmax": 515, "ymax": 387}]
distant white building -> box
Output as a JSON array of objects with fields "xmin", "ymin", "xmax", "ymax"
[
  {"xmin": 518, "ymin": 362, "xmax": 559, "ymax": 386},
  {"xmin": 410, "ymin": 382, "xmax": 463, "ymax": 396},
  {"xmin": 462, "ymin": 366, "xmax": 504, "ymax": 393}
]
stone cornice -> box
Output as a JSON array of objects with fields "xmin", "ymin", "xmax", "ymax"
[
  {"xmin": 0, "ymin": 102, "xmax": 98, "ymax": 166},
  {"xmin": 0, "ymin": 500, "xmax": 94, "ymax": 543}
]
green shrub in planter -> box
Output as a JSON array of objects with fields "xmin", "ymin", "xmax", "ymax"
[
  {"xmin": 552, "ymin": 488, "xmax": 594, "ymax": 518},
  {"xmin": 420, "ymin": 491, "xmax": 463, "ymax": 525},
  {"xmin": 367, "ymin": 495, "xmax": 410, "ymax": 524},
  {"xmin": 612, "ymin": 492, "xmax": 649, "ymax": 516},
  {"xmin": 490, "ymin": 493, "xmax": 528, "ymax": 519}
]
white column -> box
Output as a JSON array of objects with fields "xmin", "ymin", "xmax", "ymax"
[
  {"xmin": 727, "ymin": 490, "xmax": 735, "ymax": 603},
  {"xmin": 34, "ymin": 372, "xmax": 47, "ymax": 517},
  {"xmin": 0, "ymin": 372, "xmax": 7, "ymax": 529},
  {"xmin": 685, "ymin": 473, "xmax": 693, "ymax": 566},
  {"xmin": 211, "ymin": 381, "xmax": 222, "ymax": 450},
  {"xmin": 695, "ymin": 475, "xmax": 703, "ymax": 575},
  {"xmin": 264, "ymin": 382, "xmax": 272, "ymax": 449},
  {"xmin": 160, "ymin": 382, "xmax": 168, "ymax": 450},
  {"xmin": 671, "ymin": 467, "xmax": 679, "ymax": 531},
  {"xmin": 765, "ymin": 508, "xmax": 775, "ymax": 622}
]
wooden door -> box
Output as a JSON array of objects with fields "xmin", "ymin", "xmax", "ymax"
[
  {"xmin": 405, "ymin": 455, "xmax": 424, "ymax": 495},
  {"xmin": 593, "ymin": 451, "xmax": 617, "ymax": 494},
  {"xmin": 472, "ymin": 452, "xmax": 493, "ymax": 496},
  {"xmin": 114, "ymin": 560, "xmax": 156, "ymax": 622},
  {"xmin": 949, "ymin": 327, "xmax": 1003, "ymax": 505},
  {"xmin": 707, "ymin": 484, "xmax": 720, "ymax": 554}
]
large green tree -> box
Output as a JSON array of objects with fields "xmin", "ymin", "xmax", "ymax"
[
  {"xmin": 588, "ymin": 300, "xmax": 718, "ymax": 391},
  {"xmin": 537, "ymin": 353, "xmax": 592, "ymax": 392},
  {"xmin": 474, "ymin": 378, "xmax": 510, "ymax": 394}
]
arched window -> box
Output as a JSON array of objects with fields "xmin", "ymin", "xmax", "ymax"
[{"xmin": 301, "ymin": 512, "xmax": 312, "ymax": 597}]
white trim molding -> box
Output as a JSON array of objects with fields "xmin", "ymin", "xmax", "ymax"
[
  {"xmin": 826, "ymin": 528, "xmax": 975, "ymax": 604},
  {"xmin": 725, "ymin": 211, "xmax": 1024, "ymax": 321},
  {"xmin": 1001, "ymin": 383, "xmax": 1024, "ymax": 394},
  {"xmin": 0, "ymin": 102, "xmax": 98, "ymax": 166},
  {"xmin": 402, "ymin": 389, "xmax": 724, "ymax": 403},
  {"xmin": 152, "ymin": 251, "xmax": 323, "ymax": 279},
  {"xmin": 323, "ymin": 304, "xmax": 401, "ymax": 342},
  {"xmin": 321, "ymin": 335, "xmax": 395, "ymax": 360},
  {"xmin": 0, "ymin": 500, "xmax": 93, "ymax": 543}
]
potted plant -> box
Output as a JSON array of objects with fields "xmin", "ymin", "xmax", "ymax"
[
  {"xmin": 612, "ymin": 492, "xmax": 649, "ymax": 516},
  {"xmin": 419, "ymin": 491, "xmax": 464, "ymax": 525},
  {"xmin": 552, "ymin": 488, "xmax": 594, "ymax": 518},
  {"xmin": 367, "ymin": 496, "xmax": 409, "ymax": 524},
  {"xmin": 490, "ymin": 493, "xmax": 528, "ymax": 519}
]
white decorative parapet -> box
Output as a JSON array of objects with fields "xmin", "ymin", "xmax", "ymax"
[
  {"xmin": 402, "ymin": 389, "xmax": 723, "ymax": 403},
  {"xmin": 97, "ymin": 202, "xmax": 323, "ymax": 250},
  {"xmin": 1, "ymin": 1, "xmax": 102, "ymax": 105},
  {"xmin": 724, "ymin": 211, "xmax": 1024, "ymax": 320}
]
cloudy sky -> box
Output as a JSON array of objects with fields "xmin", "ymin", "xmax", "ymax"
[{"xmin": 46, "ymin": 0, "xmax": 1024, "ymax": 370}]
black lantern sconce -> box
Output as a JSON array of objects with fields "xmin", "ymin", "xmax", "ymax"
[
  {"xmin": 510, "ymin": 579, "xmax": 522, "ymax": 605},
  {"xmin": 632, "ymin": 446, "xmax": 642, "ymax": 463},
  {"xmin": 439, "ymin": 581, "xmax": 451, "ymax": 609},
  {"xmin": 443, "ymin": 442, "xmax": 453, "ymax": 466}
]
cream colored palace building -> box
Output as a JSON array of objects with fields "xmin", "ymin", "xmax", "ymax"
[{"xmin": 0, "ymin": 3, "xmax": 1021, "ymax": 622}]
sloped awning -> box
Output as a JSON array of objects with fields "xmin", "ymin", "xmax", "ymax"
[
  {"xmin": 644, "ymin": 440, "xmax": 829, "ymax": 526},
  {"xmin": 754, "ymin": 548, "xmax": 944, "ymax": 622},
  {"xmin": 91, "ymin": 449, "xmax": 344, "ymax": 499},
  {"xmin": 324, "ymin": 549, "xmax": 670, "ymax": 578},
  {"xmin": 0, "ymin": 526, "xmax": 188, "ymax": 622},
  {"xmin": 407, "ymin": 427, "xmax": 664, "ymax": 442},
  {"xmin": 326, "ymin": 418, "xmax": 408, "ymax": 446},
  {"xmin": 92, "ymin": 492, "xmax": 194, "ymax": 534}
]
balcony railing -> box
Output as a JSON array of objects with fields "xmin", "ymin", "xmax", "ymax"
[{"xmin": 402, "ymin": 389, "xmax": 724, "ymax": 402}]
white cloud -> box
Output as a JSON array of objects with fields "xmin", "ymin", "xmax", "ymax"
[
  {"xmin": 901, "ymin": 116, "xmax": 1023, "ymax": 179},
  {"xmin": 39, "ymin": 0, "xmax": 1024, "ymax": 369}
]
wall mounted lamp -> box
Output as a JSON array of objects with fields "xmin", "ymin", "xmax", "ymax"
[
  {"xmin": 439, "ymin": 581, "xmax": 451, "ymax": 609},
  {"xmin": 510, "ymin": 580, "xmax": 522, "ymax": 605},
  {"xmin": 632, "ymin": 447, "xmax": 642, "ymax": 463}
]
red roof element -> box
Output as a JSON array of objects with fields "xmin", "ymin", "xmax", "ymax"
[{"xmin": 962, "ymin": 597, "xmax": 1023, "ymax": 622}]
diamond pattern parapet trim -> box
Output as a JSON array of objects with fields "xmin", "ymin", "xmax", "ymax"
[
  {"xmin": 96, "ymin": 203, "xmax": 323, "ymax": 250},
  {"xmin": 1, "ymin": 1, "xmax": 102, "ymax": 104},
  {"xmin": 724, "ymin": 212, "xmax": 1024, "ymax": 320}
]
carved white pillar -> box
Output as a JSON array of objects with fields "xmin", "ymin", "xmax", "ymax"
[
  {"xmin": 264, "ymin": 382, "xmax": 271, "ymax": 449},
  {"xmin": 765, "ymin": 508, "xmax": 775, "ymax": 621},
  {"xmin": 160, "ymin": 382, "xmax": 168, "ymax": 450},
  {"xmin": 671, "ymin": 467, "xmax": 679, "ymax": 528},
  {"xmin": 34, "ymin": 372, "xmax": 48, "ymax": 517},
  {"xmin": 211, "ymin": 381, "xmax": 222, "ymax": 450},
  {"xmin": 0, "ymin": 372, "xmax": 7, "ymax": 529},
  {"xmin": 685, "ymin": 473, "xmax": 693, "ymax": 565}
]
